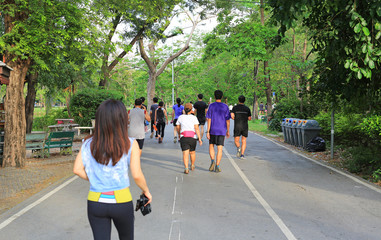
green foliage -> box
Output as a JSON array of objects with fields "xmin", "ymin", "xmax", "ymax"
[
  {"xmin": 360, "ymin": 115, "xmax": 381, "ymax": 143},
  {"xmin": 32, "ymin": 107, "xmax": 69, "ymax": 131},
  {"xmin": 269, "ymin": 97, "xmax": 320, "ymax": 131},
  {"xmin": 343, "ymin": 146, "xmax": 381, "ymax": 176},
  {"xmin": 314, "ymin": 112, "xmax": 365, "ymax": 146},
  {"xmin": 269, "ymin": 0, "xmax": 381, "ymax": 112},
  {"xmin": 69, "ymin": 88, "xmax": 124, "ymax": 126}
]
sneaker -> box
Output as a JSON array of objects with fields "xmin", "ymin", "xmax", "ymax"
[
  {"xmin": 215, "ymin": 165, "xmax": 221, "ymax": 173},
  {"xmin": 240, "ymin": 154, "xmax": 245, "ymax": 159},
  {"xmin": 209, "ymin": 161, "xmax": 215, "ymax": 172},
  {"xmin": 174, "ymin": 136, "xmax": 177, "ymax": 143},
  {"xmin": 150, "ymin": 132, "xmax": 154, "ymax": 139},
  {"xmin": 236, "ymin": 147, "xmax": 241, "ymax": 158}
]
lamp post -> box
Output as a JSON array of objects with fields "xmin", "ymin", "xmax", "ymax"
[{"xmin": 172, "ymin": 60, "xmax": 174, "ymax": 106}]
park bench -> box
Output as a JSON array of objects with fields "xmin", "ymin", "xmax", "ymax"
[
  {"xmin": 74, "ymin": 119, "xmax": 95, "ymax": 136},
  {"xmin": 44, "ymin": 131, "xmax": 74, "ymax": 157},
  {"xmin": 26, "ymin": 132, "xmax": 47, "ymax": 158}
]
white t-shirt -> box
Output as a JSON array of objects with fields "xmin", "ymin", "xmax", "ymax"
[{"xmin": 176, "ymin": 114, "xmax": 199, "ymax": 139}]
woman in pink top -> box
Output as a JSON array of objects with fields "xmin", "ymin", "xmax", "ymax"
[{"xmin": 176, "ymin": 103, "xmax": 202, "ymax": 174}]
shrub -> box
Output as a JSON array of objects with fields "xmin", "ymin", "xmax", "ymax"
[
  {"xmin": 32, "ymin": 108, "xmax": 69, "ymax": 131},
  {"xmin": 269, "ymin": 98, "xmax": 320, "ymax": 132},
  {"xmin": 314, "ymin": 112, "xmax": 364, "ymax": 146},
  {"xmin": 69, "ymin": 88, "xmax": 124, "ymax": 126},
  {"xmin": 361, "ymin": 115, "xmax": 381, "ymax": 144}
]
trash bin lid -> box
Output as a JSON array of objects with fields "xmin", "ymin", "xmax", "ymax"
[
  {"xmin": 302, "ymin": 120, "xmax": 321, "ymax": 128},
  {"xmin": 281, "ymin": 119, "xmax": 286, "ymax": 126},
  {"xmin": 286, "ymin": 118, "xmax": 294, "ymax": 126},
  {"xmin": 291, "ymin": 119, "xmax": 300, "ymax": 127},
  {"xmin": 297, "ymin": 120, "xmax": 304, "ymax": 127}
]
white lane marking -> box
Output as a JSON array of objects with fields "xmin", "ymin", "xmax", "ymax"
[
  {"xmin": 223, "ymin": 147, "xmax": 297, "ymax": 240},
  {"xmin": 169, "ymin": 175, "xmax": 183, "ymax": 240},
  {"xmin": 255, "ymin": 133, "xmax": 381, "ymax": 194},
  {"xmin": 0, "ymin": 175, "xmax": 78, "ymax": 230}
]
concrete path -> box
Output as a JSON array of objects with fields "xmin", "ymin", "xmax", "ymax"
[{"xmin": 1, "ymin": 122, "xmax": 381, "ymax": 240}]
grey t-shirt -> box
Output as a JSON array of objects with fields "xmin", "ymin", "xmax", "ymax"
[
  {"xmin": 150, "ymin": 104, "xmax": 158, "ymax": 120},
  {"xmin": 128, "ymin": 107, "xmax": 145, "ymax": 139}
]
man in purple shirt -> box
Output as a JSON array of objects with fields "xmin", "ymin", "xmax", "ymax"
[{"xmin": 206, "ymin": 90, "xmax": 230, "ymax": 172}]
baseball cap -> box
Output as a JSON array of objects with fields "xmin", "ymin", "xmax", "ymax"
[{"xmin": 184, "ymin": 103, "xmax": 193, "ymax": 111}]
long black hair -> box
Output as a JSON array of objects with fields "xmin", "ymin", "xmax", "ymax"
[
  {"xmin": 89, "ymin": 99, "xmax": 130, "ymax": 166},
  {"xmin": 176, "ymin": 98, "xmax": 181, "ymax": 107}
]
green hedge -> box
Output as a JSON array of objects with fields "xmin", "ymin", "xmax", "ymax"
[
  {"xmin": 69, "ymin": 88, "xmax": 124, "ymax": 126},
  {"xmin": 32, "ymin": 108, "xmax": 70, "ymax": 131}
]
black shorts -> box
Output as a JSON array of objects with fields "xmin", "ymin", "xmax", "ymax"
[
  {"xmin": 197, "ymin": 117, "xmax": 206, "ymax": 125},
  {"xmin": 173, "ymin": 118, "xmax": 178, "ymax": 127},
  {"xmin": 136, "ymin": 139, "xmax": 145, "ymax": 150},
  {"xmin": 180, "ymin": 137, "xmax": 197, "ymax": 151},
  {"xmin": 234, "ymin": 127, "xmax": 248, "ymax": 138},
  {"xmin": 209, "ymin": 135, "xmax": 225, "ymax": 146}
]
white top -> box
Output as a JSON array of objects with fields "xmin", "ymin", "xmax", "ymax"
[{"xmin": 176, "ymin": 114, "xmax": 199, "ymax": 139}]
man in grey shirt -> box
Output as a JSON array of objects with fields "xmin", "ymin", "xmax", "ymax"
[{"xmin": 128, "ymin": 98, "xmax": 151, "ymax": 156}]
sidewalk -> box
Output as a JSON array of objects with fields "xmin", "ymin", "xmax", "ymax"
[{"xmin": 0, "ymin": 140, "xmax": 82, "ymax": 214}]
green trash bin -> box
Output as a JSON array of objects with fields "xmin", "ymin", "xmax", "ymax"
[
  {"xmin": 296, "ymin": 120, "xmax": 304, "ymax": 147},
  {"xmin": 290, "ymin": 119, "xmax": 300, "ymax": 146},
  {"xmin": 301, "ymin": 120, "xmax": 321, "ymax": 149},
  {"xmin": 285, "ymin": 118, "xmax": 294, "ymax": 145},
  {"xmin": 281, "ymin": 118, "xmax": 287, "ymax": 143},
  {"xmin": 296, "ymin": 119, "xmax": 305, "ymax": 147}
]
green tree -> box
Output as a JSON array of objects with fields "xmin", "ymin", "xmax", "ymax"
[{"xmin": 0, "ymin": 0, "xmax": 90, "ymax": 167}]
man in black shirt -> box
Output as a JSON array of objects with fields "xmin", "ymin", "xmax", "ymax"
[
  {"xmin": 193, "ymin": 94, "xmax": 208, "ymax": 139},
  {"xmin": 150, "ymin": 97, "xmax": 159, "ymax": 138},
  {"xmin": 231, "ymin": 95, "xmax": 252, "ymax": 159}
]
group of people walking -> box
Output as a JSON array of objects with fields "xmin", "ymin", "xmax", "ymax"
[{"xmin": 73, "ymin": 89, "xmax": 252, "ymax": 240}]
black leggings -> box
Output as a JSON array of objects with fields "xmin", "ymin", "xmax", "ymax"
[
  {"xmin": 87, "ymin": 201, "xmax": 134, "ymax": 240},
  {"xmin": 157, "ymin": 122, "xmax": 166, "ymax": 138}
]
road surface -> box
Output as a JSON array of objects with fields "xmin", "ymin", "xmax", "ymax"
[{"xmin": 1, "ymin": 123, "xmax": 381, "ymax": 240}]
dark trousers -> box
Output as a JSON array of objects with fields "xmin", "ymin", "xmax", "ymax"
[
  {"xmin": 87, "ymin": 201, "xmax": 134, "ymax": 240},
  {"xmin": 157, "ymin": 122, "xmax": 166, "ymax": 138},
  {"xmin": 151, "ymin": 120, "xmax": 158, "ymax": 137}
]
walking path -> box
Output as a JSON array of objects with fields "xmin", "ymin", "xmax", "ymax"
[{"xmin": 1, "ymin": 125, "xmax": 381, "ymax": 240}]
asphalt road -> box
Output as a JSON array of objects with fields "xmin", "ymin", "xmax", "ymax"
[{"xmin": 1, "ymin": 122, "xmax": 381, "ymax": 240}]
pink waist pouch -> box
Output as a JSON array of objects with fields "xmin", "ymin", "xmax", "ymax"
[{"xmin": 182, "ymin": 131, "xmax": 195, "ymax": 138}]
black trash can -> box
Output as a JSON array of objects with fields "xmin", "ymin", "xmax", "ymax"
[
  {"xmin": 290, "ymin": 119, "xmax": 300, "ymax": 146},
  {"xmin": 285, "ymin": 118, "xmax": 294, "ymax": 144},
  {"xmin": 301, "ymin": 120, "xmax": 321, "ymax": 149},
  {"xmin": 281, "ymin": 118, "xmax": 287, "ymax": 143},
  {"xmin": 296, "ymin": 119, "xmax": 304, "ymax": 147}
]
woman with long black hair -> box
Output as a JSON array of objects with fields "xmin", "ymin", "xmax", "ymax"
[
  {"xmin": 73, "ymin": 99, "xmax": 152, "ymax": 240},
  {"xmin": 171, "ymin": 97, "xmax": 184, "ymax": 143}
]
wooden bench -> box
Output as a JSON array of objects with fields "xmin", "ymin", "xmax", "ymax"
[
  {"xmin": 26, "ymin": 132, "xmax": 47, "ymax": 158},
  {"xmin": 44, "ymin": 131, "xmax": 75, "ymax": 157}
]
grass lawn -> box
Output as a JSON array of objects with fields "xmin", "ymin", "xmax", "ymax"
[{"xmin": 248, "ymin": 119, "xmax": 280, "ymax": 136}]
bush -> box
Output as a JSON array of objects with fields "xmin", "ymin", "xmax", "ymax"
[
  {"xmin": 32, "ymin": 108, "xmax": 70, "ymax": 131},
  {"xmin": 69, "ymin": 88, "xmax": 124, "ymax": 126},
  {"xmin": 314, "ymin": 112, "xmax": 364, "ymax": 146},
  {"xmin": 361, "ymin": 115, "xmax": 381, "ymax": 144},
  {"xmin": 343, "ymin": 146, "xmax": 381, "ymax": 177},
  {"xmin": 269, "ymin": 98, "xmax": 320, "ymax": 132}
]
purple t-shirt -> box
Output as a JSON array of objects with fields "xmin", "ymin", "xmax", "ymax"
[
  {"xmin": 172, "ymin": 104, "xmax": 184, "ymax": 119},
  {"xmin": 206, "ymin": 102, "xmax": 230, "ymax": 136}
]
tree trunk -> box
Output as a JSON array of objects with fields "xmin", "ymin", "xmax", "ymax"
[
  {"xmin": 264, "ymin": 61, "xmax": 272, "ymax": 116},
  {"xmin": 2, "ymin": 57, "xmax": 30, "ymax": 168},
  {"xmin": 25, "ymin": 71, "xmax": 38, "ymax": 133},
  {"xmin": 146, "ymin": 73, "xmax": 157, "ymax": 110},
  {"xmin": 252, "ymin": 60, "xmax": 259, "ymax": 120}
]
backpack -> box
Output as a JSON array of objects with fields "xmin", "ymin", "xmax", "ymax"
[{"xmin": 157, "ymin": 108, "xmax": 165, "ymax": 123}]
